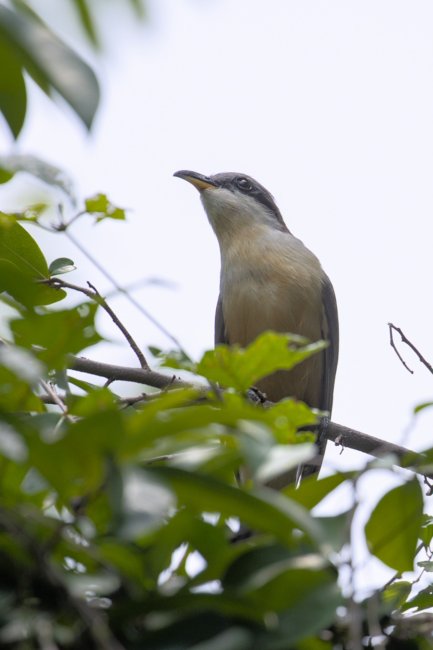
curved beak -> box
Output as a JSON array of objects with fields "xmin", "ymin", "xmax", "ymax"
[{"xmin": 173, "ymin": 170, "xmax": 218, "ymax": 191}]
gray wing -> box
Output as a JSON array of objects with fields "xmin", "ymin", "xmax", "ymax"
[
  {"xmin": 319, "ymin": 274, "xmax": 339, "ymax": 415},
  {"xmin": 214, "ymin": 294, "xmax": 228, "ymax": 345},
  {"xmin": 299, "ymin": 274, "xmax": 339, "ymax": 481}
]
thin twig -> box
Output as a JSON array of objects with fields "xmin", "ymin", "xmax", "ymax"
[
  {"xmin": 389, "ymin": 323, "xmax": 433, "ymax": 375},
  {"xmin": 46, "ymin": 277, "xmax": 150, "ymax": 370},
  {"xmin": 64, "ymin": 229, "xmax": 187, "ymax": 355},
  {"xmin": 39, "ymin": 380, "xmax": 73, "ymax": 421}
]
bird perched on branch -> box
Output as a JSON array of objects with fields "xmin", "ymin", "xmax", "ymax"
[{"xmin": 174, "ymin": 170, "xmax": 339, "ymax": 480}]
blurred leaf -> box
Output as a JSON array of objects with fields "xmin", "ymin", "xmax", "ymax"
[
  {"xmin": 24, "ymin": 409, "xmax": 123, "ymax": 500},
  {"xmin": 315, "ymin": 511, "xmax": 351, "ymax": 552},
  {"xmin": 71, "ymin": 0, "xmax": 99, "ymax": 48},
  {"xmin": 223, "ymin": 543, "xmax": 340, "ymax": 643},
  {"xmin": 0, "ymin": 422, "xmax": 28, "ymax": 461},
  {"xmin": 284, "ymin": 472, "xmax": 352, "ymax": 510},
  {"xmin": 128, "ymin": 0, "xmax": 147, "ymax": 19},
  {"xmin": 0, "ymin": 38, "xmax": 26, "ymax": 138},
  {"xmin": 119, "ymin": 468, "xmax": 174, "ymax": 540},
  {"xmin": 48, "ymin": 257, "xmax": 76, "ymax": 276},
  {"xmin": 197, "ymin": 331, "xmax": 325, "ymax": 392},
  {"xmin": 85, "ymin": 193, "xmax": 126, "ymax": 221},
  {"xmin": 0, "ymin": 3, "xmax": 99, "ymax": 132},
  {"xmin": 252, "ymin": 442, "xmax": 314, "ymax": 484},
  {"xmin": 0, "ymin": 154, "xmax": 76, "ymax": 202},
  {"xmin": 275, "ymin": 578, "xmax": 341, "ymax": 646},
  {"xmin": 0, "ymin": 345, "xmax": 44, "ymax": 412},
  {"xmin": 11, "ymin": 302, "xmax": 102, "ymax": 368},
  {"xmin": 0, "ymin": 220, "xmax": 65, "ymax": 305},
  {"xmin": 70, "ymin": 387, "xmax": 117, "ymax": 416},
  {"xmin": 157, "ymin": 347, "xmax": 195, "ymax": 372},
  {"xmin": 414, "ymin": 401, "xmax": 433, "ymax": 415},
  {"xmin": 420, "ymin": 515, "xmax": 433, "ymax": 547},
  {"xmin": 145, "ymin": 466, "xmax": 328, "ymax": 550},
  {"xmin": 0, "ymin": 166, "xmax": 14, "ymax": 184},
  {"xmin": 382, "ymin": 580, "xmax": 412, "ymax": 612},
  {"xmin": 365, "ymin": 479, "xmax": 423, "ymax": 572},
  {"xmin": 402, "ymin": 585, "xmax": 433, "ymax": 613},
  {"xmin": 0, "ymin": 344, "xmax": 44, "ymax": 384}
]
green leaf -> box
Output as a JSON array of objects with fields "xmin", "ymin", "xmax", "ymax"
[
  {"xmin": 402, "ymin": 585, "xmax": 433, "ymax": 613},
  {"xmin": 0, "ymin": 345, "xmax": 45, "ymax": 411},
  {"xmin": 0, "ymin": 38, "xmax": 26, "ymax": 138},
  {"xmin": 196, "ymin": 331, "xmax": 325, "ymax": 392},
  {"xmin": 0, "ymin": 3, "xmax": 99, "ymax": 131},
  {"xmin": 0, "ymin": 154, "xmax": 76, "ymax": 201},
  {"xmin": 365, "ymin": 479, "xmax": 424, "ymax": 572},
  {"xmin": 284, "ymin": 472, "xmax": 352, "ymax": 509},
  {"xmin": 420, "ymin": 515, "xmax": 433, "ymax": 546},
  {"xmin": 315, "ymin": 511, "xmax": 351, "ymax": 552},
  {"xmin": 144, "ymin": 466, "xmax": 329, "ymax": 551},
  {"xmin": 71, "ymin": 0, "xmax": 99, "ymax": 48},
  {"xmin": 85, "ymin": 193, "xmax": 126, "ymax": 221},
  {"xmin": 48, "ymin": 257, "xmax": 76, "ymax": 276},
  {"xmin": 0, "ymin": 166, "xmax": 14, "ymax": 184},
  {"xmin": 382, "ymin": 580, "xmax": 412, "ymax": 612},
  {"xmin": 414, "ymin": 401, "xmax": 433, "ymax": 415},
  {"xmin": 157, "ymin": 347, "xmax": 195, "ymax": 372},
  {"xmin": 11, "ymin": 302, "xmax": 102, "ymax": 368},
  {"xmin": 0, "ymin": 219, "xmax": 65, "ymax": 305},
  {"xmin": 24, "ymin": 410, "xmax": 123, "ymax": 499}
]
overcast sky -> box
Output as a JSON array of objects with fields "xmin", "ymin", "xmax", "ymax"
[{"xmin": 1, "ymin": 0, "xmax": 433, "ymax": 591}]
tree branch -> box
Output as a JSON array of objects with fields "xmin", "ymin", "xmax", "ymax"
[
  {"xmin": 389, "ymin": 323, "xmax": 433, "ymax": 376},
  {"xmin": 46, "ymin": 277, "xmax": 150, "ymax": 370},
  {"xmin": 67, "ymin": 354, "xmax": 432, "ymax": 479},
  {"xmin": 68, "ymin": 354, "xmax": 190, "ymax": 390}
]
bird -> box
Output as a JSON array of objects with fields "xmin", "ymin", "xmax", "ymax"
[{"xmin": 174, "ymin": 169, "xmax": 339, "ymax": 481}]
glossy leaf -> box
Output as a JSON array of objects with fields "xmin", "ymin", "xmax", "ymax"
[
  {"xmin": 0, "ymin": 220, "xmax": 65, "ymax": 305},
  {"xmin": 48, "ymin": 257, "xmax": 76, "ymax": 276},
  {"xmin": 365, "ymin": 479, "xmax": 423, "ymax": 572}
]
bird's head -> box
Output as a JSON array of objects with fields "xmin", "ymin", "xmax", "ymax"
[{"xmin": 174, "ymin": 170, "xmax": 289, "ymax": 243}]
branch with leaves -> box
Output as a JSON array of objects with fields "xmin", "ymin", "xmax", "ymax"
[{"xmin": 2, "ymin": 193, "xmax": 433, "ymax": 649}]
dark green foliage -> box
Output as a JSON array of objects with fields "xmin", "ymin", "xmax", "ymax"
[{"xmin": 0, "ymin": 220, "xmax": 431, "ymax": 649}]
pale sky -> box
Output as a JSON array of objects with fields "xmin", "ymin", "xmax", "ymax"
[{"xmin": 1, "ymin": 0, "xmax": 433, "ymax": 591}]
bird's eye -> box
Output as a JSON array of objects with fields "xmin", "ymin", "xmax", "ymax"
[{"xmin": 236, "ymin": 177, "xmax": 253, "ymax": 192}]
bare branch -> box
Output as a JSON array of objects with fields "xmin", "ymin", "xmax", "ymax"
[
  {"xmin": 389, "ymin": 323, "xmax": 433, "ymax": 376},
  {"xmin": 68, "ymin": 354, "xmax": 190, "ymax": 390},
  {"xmin": 46, "ymin": 277, "xmax": 150, "ymax": 370},
  {"xmin": 39, "ymin": 380, "xmax": 73, "ymax": 421}
]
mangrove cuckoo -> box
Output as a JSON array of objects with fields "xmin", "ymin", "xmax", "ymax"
[{"xmin": 174, "ymin": 170, "xmax": 339, "ymax": 479}]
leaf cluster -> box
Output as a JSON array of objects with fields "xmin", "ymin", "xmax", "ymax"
[
  {"xmin": 0, "ymin": 216, "xmax": 432, "ymax": 649},
  {"xmin": 0, "ymin": 0, "xmax": 146, "ymax": 140}
]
